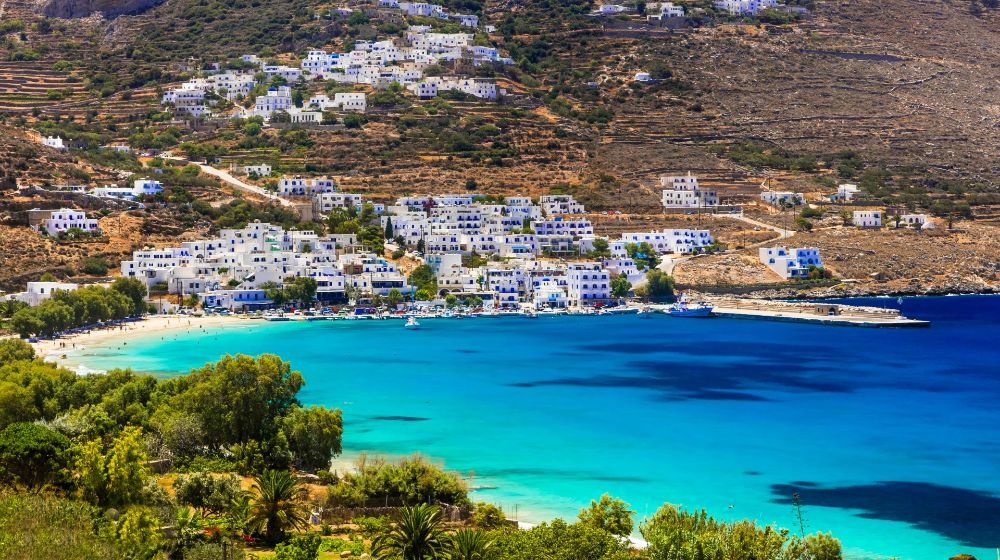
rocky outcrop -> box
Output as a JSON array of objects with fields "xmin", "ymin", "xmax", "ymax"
[{"xmin": 42, "ymin": 0, "xmax": 163, "ymax": 18}]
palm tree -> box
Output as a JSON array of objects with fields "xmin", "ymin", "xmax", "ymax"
[
  {"xmin": 450, "ymin": 528, "xmax": 494, "ymax": 560},
  {"xmin": 248, "ymin": 469, "xmax": 310, "ymax": 544},
  {"xmin": 372, "ymin": 504, "xmax": 450, "ymax": 560}
]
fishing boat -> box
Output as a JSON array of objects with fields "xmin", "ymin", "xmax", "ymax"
[
  {"xmin": 404, "ymin": 317, "xmax": 421, "ymax": 330},
  {"xmin": 637, "ymin": 306, "xmax": 654, "ymax": 318},
  {"xmin": 664, "ymin": 295, "xmax": 713, "ymax": 318}
]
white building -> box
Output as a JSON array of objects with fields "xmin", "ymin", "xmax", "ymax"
[
  {"xmin": 853, "ymin": 210, "xmax": 882, "ymax": 228},
  {"xmin": 533, "ymin": 218, "xmax": 594, "ymax": 237},
  {"xmin": 565, "ymin": 263, "xmax": 610, "ymax": 305},
  {"xmin": 539, "ymin": 195, "xmax": 586, "ymax": 216},
  {"xmin": 899, "ymin": 214, "xmax": 928, "ymax": 227},
  {"xmin": 256, "ymin": 86, "xmax": 293, "ymax": 115},
  {"xmin": 661, "ymin": 174, "xmax": 719, "ymax": 209},
  {"xmin": 620, "ymin": 229, "xmax": 714, "ymax": 254},
  {"xmin": 647, "ymin": 1, "xmax": 685, "ymax": 18},
  {"xmin": 4, "ymin": 281, "xmax": 80, "ymax": 306},
  {"xmin": 832, "ymin": 184, "xmax": 860, "ymax": 202},
  {"xmin": 42, "ymin": 136, "xmax": 67, "ymax": 150},
  {"xmin": 714, "ymin": 0, "xmax": 780, "ymax": 15},
  {"xmin": 32, "ymin": 208, "xmax": 101, "ymax": 237},
  {"xmin": 278, "ymin": 178, "xmax": 336, "ymax": 197},
  {"xmin": 759, "ymin": 247, "xmax": 823, "ymax": 279},
  {"xmin": 761, "ymin": 191, "xmax": 804, "ymax": 206},
  {"xmin": 240, "ymin": 164, "xmax": 273, "ymax": 177}
]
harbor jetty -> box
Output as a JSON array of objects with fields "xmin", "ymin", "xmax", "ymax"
[{"xmin": 704, "ymin": 298, "xmax": 930, "ymax": 328}]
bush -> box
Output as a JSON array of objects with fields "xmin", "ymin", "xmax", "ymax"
[
  {"xmin": 80, "ymin": 256, "xmax": 109, "ymax": 275},
  {"xmin": 328, "ymin": 455, "xmax": 469, "ymax": 507},
  {"xmin": 472, "ymin": 502, "xmax": 507, "ymax": 529},
  {"xmin": 0, "ymin": 422, "xmax": 72, "ymax": 489}
]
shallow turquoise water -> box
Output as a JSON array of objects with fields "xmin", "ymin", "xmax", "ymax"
[{"xmin": 78, "ymin": 296, "xmax": 1000, "ymax": 559}]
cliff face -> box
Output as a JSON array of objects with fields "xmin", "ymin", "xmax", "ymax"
[{"xmin": 42, "ymin": 0, "xmax": 164, "ymax": 18}]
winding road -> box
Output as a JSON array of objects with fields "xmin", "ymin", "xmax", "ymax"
[
  {"xmin": 719, "ymin": 211, "xmax": 795, "ymax": 241},
  {"xmin": 162, "ymin": 154, "xmax": 295, "ymax": 208}
]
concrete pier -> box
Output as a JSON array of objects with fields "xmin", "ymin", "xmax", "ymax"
[{"xmin": 705, "ymin": 298, "xmax": 930, "ymax": 328}]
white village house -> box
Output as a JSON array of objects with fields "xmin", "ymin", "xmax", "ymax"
[{"xmin": 759, "ymin": 247, "xmax": 823, "ymax": 279}]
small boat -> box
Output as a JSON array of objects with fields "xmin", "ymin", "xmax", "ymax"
[
  {"xmin": 404, "ymin": 317, "xmax": 421, "ymax": 330},
  {"xmin": 520, "ymin": 309, "xmax": 538, "ymax": 318},
  {"xmin": 637, "ymin": 306, "xmax": 654, "ymax": 318},
  {"xmin": 265, "ymin": 316, "xmax": 291, "ymax": 322},
  {"xmin": 664, "ymin": 295, "xmax": 713, "ymax": 318}
]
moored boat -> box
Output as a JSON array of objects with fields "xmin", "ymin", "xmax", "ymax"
[
  {"xmin": 404, "ymin": 317, "xmax": 421, "ymax": 330},
  {"xmin": 664, "ymin": 295, "xmax": 713, "ymax": 318}
]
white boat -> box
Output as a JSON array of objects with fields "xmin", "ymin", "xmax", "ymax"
[
  {"xmin": 404, "ymin": 317, "xmax": 421, "ymax": 330},
  {"xmin": 637, "ymin": 306, "xmax": 654, "ymax": 318},
  {"xmin": 664, "ymin": 295, "xmax": 713, "ymax": 318}
]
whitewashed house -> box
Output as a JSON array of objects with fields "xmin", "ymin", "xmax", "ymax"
[
  {"xmin": 4, "ymin": 281, "xmax": 80, "ymax": 306},
  {"xmin": 620, "ymin": 229, "xmax": 714, "ymax": 254},
  {"xmin": 714, "ymin": 0, "xmax": 780, "ymax": 15},
  {"xmin": 539, "ymin": 195, "xmax": 586, "ymax": 216},
  {"xmin": 853, "ymin": 210, "xmax": 882, "ymax": 228},
  {"xmin": 900, "ymin": 214, "xmax": 928, "ymax": 227},
  {"xmin": 32, "ymin": 208, "xmax": 100, "ymax": 237},
  {"xmin": 42, "ymin": 136, "xmax": 67, "ymax": 150},
  {"xmin": 761, "ymin": 191, "xmax": 804, "ymax": 206},
  {"xmin": 255, "ymin": 86, "xmax": 293, "ymax": 116},
  {"xmin": 278, "ymin": 178, "xmax": 336, "ymax": 197},
  {"xmin": 831, "ymin": 183, "xmax": 860, "ymax": 202},
  {"xmin": 661, "ymin": 174, "xmax": 719, "ymax": 209},
  {"xmin": 533, "ymin": 218, "xmax": 594, "ymax": 237},
  {"xmin": 565, "ymin": 263, "xmax": 610, "ymax": 305},
  {"xmin": 759, "ymin": 247, "xmax": 823, "ymax": 279}
]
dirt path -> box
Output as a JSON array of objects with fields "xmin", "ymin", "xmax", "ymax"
[
  {"xmin": 720, "ymin": 212, "xmax": 794, "ymax": 242},
  {"xmin": 163, "ymin": 155, "xmax": 295, "ymax": 208}
]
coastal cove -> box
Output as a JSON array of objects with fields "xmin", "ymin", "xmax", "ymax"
[{"xmin": 66, "ymin": 295, "xmax": 1000, "ymax": 560}]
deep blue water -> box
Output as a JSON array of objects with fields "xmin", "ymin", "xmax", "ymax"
[{"xmin": 78, "ymin": 296, "xmax": 1000, "ymax": 559}]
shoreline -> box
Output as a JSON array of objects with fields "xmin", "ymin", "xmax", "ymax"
[{"xmin": 32, "ymin": 314, "xmax": 250, "ymax": 372}]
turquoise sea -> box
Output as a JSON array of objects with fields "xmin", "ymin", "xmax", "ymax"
[{"xmin": 77, "ymin": 296, "xmax": 1000, "ymax": 560}]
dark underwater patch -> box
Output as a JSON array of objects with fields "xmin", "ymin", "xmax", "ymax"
[
  {"xmin": 372, "ymin": 415, "xmax": 431, "ymax": 422},
  {"xmin": 771, "ymin": 481, "xmax": 1000, "ymax": 548},
  {"xmin": 507, "ymin": 358, "xmax": 850, "ymax": 402}
]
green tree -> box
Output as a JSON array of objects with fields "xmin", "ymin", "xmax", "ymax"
[
  {"xmin": 644, "ymin": 270, "xmax": 676, "ymax": 300},
  {"xmin": 384, "ymin": 218, "xmax": 395, "ymax": 240},
  {"xmin": 625, "ymin": 242, "xmax": 659, "ymax": 270},
  {"xmin": 372, "ymin": 504, "xmax": 450, "ymax": 560},
  {"xmin": 114, "ymin": 507, "xmax": 163, "ymax": 560},
  {"xmin": 451, "ymin": 528, "xmax": 495, "ymax": 560},
  {"xmin": 75, "ymin": 426, "xmax": 151, "ymax": 508},
  {"xmin": 249, "ymin": 469, "xmax": 310, "ymax": 544},
  {"xmin": 105, "ymin": 425, "xmax": 152, "ymax": 507},
  {"xmin": 489, "ymin": 518, "xmax": 631, "ymax": 560},
  {"xmin": 0, "ymin": 422, "xmax": 72, "ymax": 489},
  {"xmin": 173, "ymin": 472, "xmax": 243, "ymax": 515},
  {"xmin": 386, "ymin": 288, "xmax": 404, "ymax": 308},
  {"xmin": 0, "ymin": 339, "xmax": 34, "ymax": 363},
  {"xmin": 588, "ymin": 238, "xmax": 611, "ymax": 259},
  {"xmin": 111, "ymin": 277, "xmax": 148, "ymax": 316},
  {"xmin": 471, "ymin": 502, "xmax": 506, "ymax": 530},
  {"xmin": 577, "ymin": 494, "xmax": 634, "ymax": 538},
  {"xmin": 167, "ymin": 354, "xmax": 304, "ymax": 448},
  {"xmin": 282, "ymin": 405, "xmax": 343, "ymax": 471},
  {"xmin": 408, "ymin": 265, "xmax": 438, "ymax": 295},
  {"xmin": 609, "ymin": 276, "xmax": 631, "ymax": 299}
]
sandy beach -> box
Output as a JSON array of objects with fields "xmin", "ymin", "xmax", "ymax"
[{"xmin": 31, "ymin": 314, "xmax": 249, "ymax": 372}]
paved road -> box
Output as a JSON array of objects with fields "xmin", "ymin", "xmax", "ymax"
[{"xmin": 163, "ymin": 155, "xmax": 295, "ymax": 208}]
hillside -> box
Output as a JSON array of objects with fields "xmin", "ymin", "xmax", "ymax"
[{"xmin": 1, "ymin": 0, "xmax": 999, "ymax": 296}]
